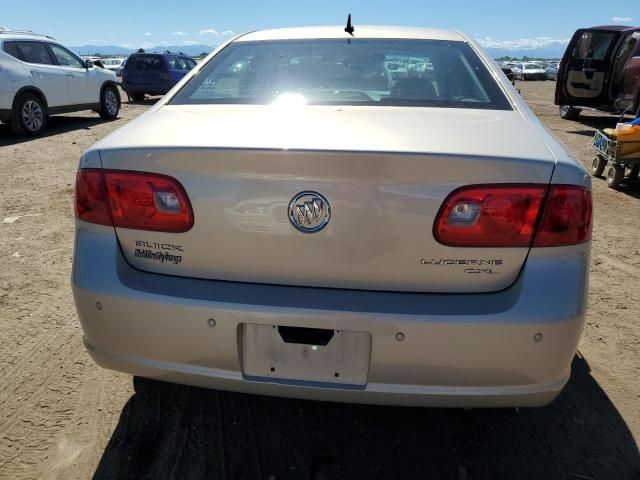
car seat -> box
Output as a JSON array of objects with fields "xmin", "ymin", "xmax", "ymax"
[{"xmin": 391, "ymin": 77, "xmax": 438, "ymax": 100}]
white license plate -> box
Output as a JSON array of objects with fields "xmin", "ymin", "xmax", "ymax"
[{"xmin": 242, "ymin": 324, "xmax": 371, "ymax": 386}]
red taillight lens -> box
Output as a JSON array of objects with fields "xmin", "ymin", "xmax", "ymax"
[
  {"xmin": 75, "ymin": 170, "xmax": 111, "ymax": 226},
  {"xmin": 434, "ymin": 185, "xmax": 546, "ymax": 247},
  {"xmin": 434, "ymin": 184, "xmax": 592, "ymax": 248},
  {"xmin": 533, "ymin": 185, "xmax": 592, "ymax": 247},
  {"xmin": 74, "ymin": 169, "xmax": 193, "ymax": 233}
]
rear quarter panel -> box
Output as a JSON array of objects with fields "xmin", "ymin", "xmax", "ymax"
[{"xmin": 0, "ymin": 49, "xmax": 28, "ymax": 110}]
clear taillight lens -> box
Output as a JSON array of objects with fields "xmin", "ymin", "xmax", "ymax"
[{"xmin": 75, "ymin": 169, "xmax": 193, "ymax": 233}]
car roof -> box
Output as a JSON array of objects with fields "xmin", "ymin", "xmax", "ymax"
[
  {"xmin": 0, "ymin": 29, "xmax": 57, "ymax": 42},
  {"xmin": 130, "ymin": 52, "xmax": 192, "ymax": 57},
  {"xmin": 589, "ymin": 25, "xmax": 640, "ymax": 31},
  {"xmin": 236, "ymin": 25, "xmax": 466, "ymax": 42}
]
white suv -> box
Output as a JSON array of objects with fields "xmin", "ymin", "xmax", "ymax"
[{"xmin": 0, "ymin": 29, "xmax": 120, "ymax": 136}]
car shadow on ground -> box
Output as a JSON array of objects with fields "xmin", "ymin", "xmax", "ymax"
[
  {"xmin": 92, "ymin": 354, "xmax": 640, "ymax": 480},
  {"xmin": 125, "ymin": 96, "xmax": 161, "ymax": 106},
  {"xmin": 0, "ymin": 115, "xmax": 110, "ymax": 147},
  {"xmin": 590, "ymin": 175, "xmax": 640, "ymax": 199}
]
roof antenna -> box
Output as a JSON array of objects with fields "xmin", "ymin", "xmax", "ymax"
[{"xmin": 344, "ymin": 14, "xmax": 355, "ymax": 36}]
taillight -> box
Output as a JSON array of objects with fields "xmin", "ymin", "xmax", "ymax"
[
  {"xmin": 434, "ymin": 185, "xmax": 546, "ymax": 247},
  {"xmin": 533, "ymin": 185, "xmax": 592, "ymax": 247},
  {"xmin": 75, "ymin": 170, "xmax": 111, "ymax": 226},
  {"xmin": 434, "ymin": 184, "xmax": 592, "ymax": 248},
  {"xmin": 75, "ymin": 169, "xmax": 193, "ymax": 233}
]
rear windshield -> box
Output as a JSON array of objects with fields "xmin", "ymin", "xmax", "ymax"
[
  {"xmin": 170, "ymin": 39, "xmax": 511, "ymax": 109},
  {"xmin": 167, "ymin": 56, "xmax": 194, "ymax": 70},
  {"xmin": 127, "ymin": 55, "xmax": 164, "ymax": 72}
]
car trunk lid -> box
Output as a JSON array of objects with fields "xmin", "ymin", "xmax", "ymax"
[{"xmin": 98, "ymin": 105, "xmax": 555, "ymax": 293}]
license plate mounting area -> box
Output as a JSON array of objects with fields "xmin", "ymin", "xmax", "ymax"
[{"xmin": 242, "ymin": 324, "xmax": 371, "ymax": 387}]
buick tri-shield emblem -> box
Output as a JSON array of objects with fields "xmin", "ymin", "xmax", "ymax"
[{"xmin": 288, "ymin": 191, "xmax": 331, "ymax": 233}]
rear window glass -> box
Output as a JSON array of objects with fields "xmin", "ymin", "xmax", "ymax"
[
  {"xmin": 573, "ymin": 31, "xmax": 617, "ymax": 60},
  {"xmin": 127, "ymin": 55, "xmax": 164, "ymax": 71},
  {"xmin": 2, "ymin": 41, "xmax": 20, "ymax": 59},
  {"xmin": 16, "ymin": 41, "xmax": 55, "ymax": 65},
  {"xmin": 167, "ymin": 56, "xmax": 193, "ymax": 70},
  {"xmin": 171, "ymin": 39, "xmax": 511, "ymax": 110}
]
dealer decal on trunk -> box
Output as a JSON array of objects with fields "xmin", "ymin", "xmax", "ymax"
[{"xmin": 134, "ymin": 240, "xmax": 184, "ymax": 265}]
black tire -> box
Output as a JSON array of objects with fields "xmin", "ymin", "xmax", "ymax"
[
  {"xmin": 99, "ymin": 84, "xmax": 120, "ymax": 120},
  {"xmin": 131, "ymin": 92, "xmax": 145, "ymax": 102},
  {"xmin": 592, "ymin": 156, "xmax": 607, "ymax": 177},
  {"xmin": 606, "ymin": 165, "xmax": 624, "ymax": 189},
  {"xmin": 559, "ymin": 105, "xmax": 581, "ymax": 120},
  {"xmin": 627, "ymin": 164, "xmax": 640, "ymax": 179},
  {"xmin": 11, "ymin": 93, "xmax": 47, "ymax": 136}
]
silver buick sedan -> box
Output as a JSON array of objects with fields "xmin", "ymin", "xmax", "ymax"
[{"xmin": 72, "ymin": 26, "xmax": 592, "ymax": 407}]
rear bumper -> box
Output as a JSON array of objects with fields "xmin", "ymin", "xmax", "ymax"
[
  {"xmin": 0, "ymin": 108, "xmax": 12, "ymax": 122},
  {"xmin": 523, "ymin": 73, "xmax": 548, "ymax": 81},
  {"xmin": 121, "ymin": 81, "xmax": 173, "ymax": 95},
  {"xmin": 72, "ymin": 224, "xmax": 589, "ymax": 407}
]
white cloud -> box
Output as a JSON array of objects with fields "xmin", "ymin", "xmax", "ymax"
[
  {"xmin": 120, "ymin": 43, "xmax": 135, "ymax": 49},
  {"xmin": 172, "ymin": 31, "xmax": 188, "ymax": 36},
  {"xmin": 183, "ymin": 40, "xmax": 199, "ymax": 45},
  {"xmin": 144, "ymin": 32, "xmax": 152, "ymax": 36},
  {"xmin": 612, "ymin": 16, "xmax": 633, "ymax": 22},
  {"xmin": 476, "ymin": 36, "xmax": 569, "ymax": 51},
  {"xmin": 199, "ymin": 28, "xmax": 234, "ymax": 37}
]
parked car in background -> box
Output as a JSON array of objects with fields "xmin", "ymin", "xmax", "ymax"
[
  {"xmin": 101, "ymin": 57, "xmax": 127, "ymax": 77},
  {"xmin": 556, "ymin": 26, "xmax": 640, "ymax": 120},
  {"xmin": 500, "ymin": 66, "xmax": 515, "ymax": 83},
  {"xmin": 121, "ymin": 50, "xmax": 196, "ymax": 101},
  {"xmin": 513, "ymin": 62, "xmax": 548, "ymax": 81},
  {"xmin": 0, "ymin": 29, "xmax": 120, "ymax": 135},
  {"xmin": 545, "ymin": 62, "xmax": 559, "ymax": 80},
  {"xmin": 73, "ymin": 25, "xmax": 592, "ymax": 408}
]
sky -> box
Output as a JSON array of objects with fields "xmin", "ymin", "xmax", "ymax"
[{"xmin": 0, "ymin": 0, "xmax": 637, "ymax": 50}]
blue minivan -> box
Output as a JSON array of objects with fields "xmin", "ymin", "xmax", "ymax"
[{"xmin": 121, "ymin": 51, "xmax": 197, "ymax": 101}]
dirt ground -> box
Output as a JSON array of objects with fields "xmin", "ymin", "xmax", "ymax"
[{"xmin": 0, "ymin": 82, "xmax": 639, "ymax": 480}]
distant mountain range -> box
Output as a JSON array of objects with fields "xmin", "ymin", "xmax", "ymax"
[
  {"xmin": 70, "ymin": 44, "xmax": 215, "ymax": 56},
  {"xmin": 71, "ymin": 42, "xmax": 568, "ymax": 60}
]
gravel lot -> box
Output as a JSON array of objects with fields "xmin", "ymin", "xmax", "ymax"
[{"xmin": 0, "ymin": 83, "xmax": 639, "ymax": 480}]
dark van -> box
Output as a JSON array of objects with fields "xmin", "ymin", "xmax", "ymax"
[
  {"xmin": 556, "ymin": 26, "xmax": 640, "ymax": 120},
  {"xmin": 121, "ymin": 51, "xmax": 197, "ymax": 101}
]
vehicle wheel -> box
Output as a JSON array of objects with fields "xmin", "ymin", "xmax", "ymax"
[
  {"xmin": 606, "ymin": 165, "xmax": 624, "ymax": 189},
  {"xmin": 627, "ymin": 164, "xmax": 640, "ymax": 179},
  {"xmin": 592, "ymin": 156, "xmax": 607, "ymax": 177},
  {"xmin": 559, "ymin": 105, "xmax": 581, "ymax": 120},
  {"xmin": 11, "ymin": 93, "xmax": 47, "ymax": 136},
  {"xmin": 131, "ymin": 92, "xmax": 145, "ymax": 102},
  {"xmin": 99, "ymin": 85, "xmax": 120, "ymax": 120}
]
